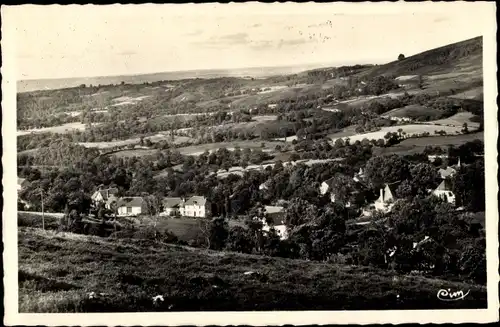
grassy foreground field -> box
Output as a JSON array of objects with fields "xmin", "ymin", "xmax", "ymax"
[{"xmin": 18, "ymin": 227, "xmax": 486, "ymax": 312}]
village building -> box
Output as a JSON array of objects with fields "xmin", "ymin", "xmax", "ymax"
[
  {"xmin": 116, "ymin": 197, "xmax": 147, "ymax": 216},
  {"xmin": 179, "ymin": 196, "xmax": 211, "ymax": 218},
  {"xmin": 267, "ymin": 103, "xmax": 277, "ymax": 109},
  {"xmin": 91, "ymin": 187, "xmax": 119, "ymax": 207},
  {"xmin": 261, "ymin": 205, "xmax": 288, "ymax": 240},
  {"xmin": 161, "ymin": 197, "xmax": 183, "ymax": 216},
  {"xmin": 432, "ymin": 179, "xmax": 456, "ymax": 205},
  {"xmin": 372, "ymin": 182, "xmax": 400, "ymax": 213}
]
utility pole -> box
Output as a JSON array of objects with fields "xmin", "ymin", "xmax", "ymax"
[
  {"xmin": 41, "ymin": 164, "xmax": 45, "ymax": 230},
  {"xmin": 41, "ymin": 189, "xmax": 45, "ymax": 230}
]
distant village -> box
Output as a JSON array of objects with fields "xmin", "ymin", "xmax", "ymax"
[{"xmin": 17, "ymin": 153, "xmax": 463, "ymax": 242}]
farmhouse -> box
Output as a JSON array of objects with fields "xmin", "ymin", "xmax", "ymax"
[
  {"xmin": 268, "ymin": 103, "xmax": 278, "ymax": 109},
  {"xmin": 179, "ymin": 196, "xmax": 211, "ymax": 218},
  {"xmin": 116, "ymin": 197, "xmax": 147, "ymax": 216},
  {"xmin": 91, "ymin": 187, "xmax": 119, "ymax": 206},
  {"xmin": 433, "ymin": 179, "xmax": 456, "ymax": 205},
  {"xmin": 161, "ymin": 197, "xmax": 183, "ymax": 216},
  {"xmin": 261, "ymin": 205, "xmax": 288, "ymax": 240}
]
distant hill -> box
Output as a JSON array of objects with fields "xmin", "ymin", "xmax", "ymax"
[
  {"xmin": 17, "ymin": 63, "xmax": 334, "ymax": 93},
  {"xmin": 361, "ymin": 36, "xmax": 482, "ymax": 77}
]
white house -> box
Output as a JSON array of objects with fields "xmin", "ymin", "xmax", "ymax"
[
  {"xmin": 161, "ymin": 197, "xmax": 183, "ymax": 216},
  {"xmin": 373, "ymin": 183, "xmax": 399, "ymax": 213},
  {"xmin": 116, "ymin": 197, "xmax": 147, "ymax": 216},
  {"xmin": 179, "ymin": 196, "xmax": 210, "ymax": 218},
  {"xmin": 261, "ymin": 205, "xmax": 288, "ymax": 240},
  {"xmin": 433, "ymin": 179, "xmax": 456, "ymax": 205},
  {"xmin": 268, "ymin": 103, "xmax": 278, "ymax": 109}
]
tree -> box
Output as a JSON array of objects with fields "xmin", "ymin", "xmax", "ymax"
[
  {"xmin": 364, "ymin": 155, "xmax": 410, "ymax": 189},
  {"xmin": 409, "ymin": 163, "xmax": 440, "ymax": 195},
  {"xmin": 398, "ymin": 54, "xmax": 405, "ymax": 61},
  {"xmin": 461, "ymin": 122, "xmax": 469, "ymax": 134},
  {"xmin": 453, "ymin": 160, "xmax": 485, "ymax": 211},
  {"xmin": 208, "ymin": 217, "xmax": 229, "ymax": 250},
  {"xmin": 226, "ymin": 226, "xmax": 254, "ymax": 254}
]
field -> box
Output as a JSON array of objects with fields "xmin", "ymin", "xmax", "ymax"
[
  {"xmin": 382, "ymin": 105, "xmax": 442, "ymax": 120},
  {"xmin": 17, "ymin": 122, "xmax": 91, "ymax": 136},
  {"xmin": 373, "ymin": 132, "xmax": 484, "ymax": 156},
  {"xmin": 18, "ymin": 226, "xmax": 487, "ymax": 312},
  {"xmin": 429, "ymin": 112, "xmax": 481, "ymax": 129},
  {"xmin": 329, "ymin": 124, "xmax": 467, "ymax": 144},
  {"xmin": 176, "ymin": 140, "xmax": 282, "ymax": 156},
  {"xmin": 79, "ymin": 134, "xmax": 194, "ymax": 150}
]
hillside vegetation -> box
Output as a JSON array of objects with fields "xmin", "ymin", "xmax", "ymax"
[
  {"xmin": 18, "ymin": 227, "xmax": 486, "ymax": 312},
  {"xmin": 363, "ymin": 36, "xmax": 482, "ymax": 77}
]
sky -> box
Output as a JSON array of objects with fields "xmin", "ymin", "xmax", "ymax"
[{"xmin": 5, "ymin": 2, "xmax": 494, "ymax": 80}]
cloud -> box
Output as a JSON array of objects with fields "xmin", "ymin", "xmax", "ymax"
[{"xmin": 251, "ymin": 23, "xmax": 261, "ymax": 28}]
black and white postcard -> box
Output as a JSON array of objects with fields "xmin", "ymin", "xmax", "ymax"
[{"xmin": 2, "ymin": 2, "xmax": 498, "ymax": 325}]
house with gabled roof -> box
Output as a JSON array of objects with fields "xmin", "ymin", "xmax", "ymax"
[
  {"xmin": 161, "ymin": 197, "xmax": 183, "ymax": 216},
  {"xmin": 180, "ymin": 196, "xmax": 211, "ymax": 218},
  {"xmin": 261, "ymin": 205, "xmax": 288, "ymax": 240},
  {"xmin": 116, "ymin": 196, "xmax": 147, "ymax": 216},
  {"xmin": 91, "ymin": 187, "xmax": 119, "ymax": 206},
  {"xmin": 372, "ymin": 182, "xmax": 401, "ymax": 213},
  {"xmin": 432, "ymin": 179, "xmax": 455, "ymax": 205}
]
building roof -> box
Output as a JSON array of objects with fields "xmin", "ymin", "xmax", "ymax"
[
  {"xmin": 18, "ymin": 177, "xmax": 27, "ymax": 186},
  {"xmin": 264, "ymin": 205, "xmax": 285, "ymax": 215},
  {"xmin": 322, "ymin": 177, "xmax": 336, "ymax": 188},
  {"xmin": 184, "ymin": 196, "xmax": 207, "ymax": 206},
  {"xmin": 435, "ymin": 179, "xmax": 453, "ymax": 191},
  {"xmin": 93, "ymin": 187, "xmax": 119, "ymax": 200},
  {"xmin": 163, "ymin": 197, "xmax": 183, "ymax": 208},
  {"xmin": 116, "ymin": 197, "xmax": 146, "ymax": 207}
]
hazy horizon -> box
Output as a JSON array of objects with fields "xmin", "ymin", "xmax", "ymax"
[{"xmin": 6, "ymin": 2, "xmax": 492, "ymax": 83}]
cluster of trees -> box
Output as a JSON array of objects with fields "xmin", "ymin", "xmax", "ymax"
[{"xmin": 203, "ymin": 192, "xmax": 485, "ymax": 284}]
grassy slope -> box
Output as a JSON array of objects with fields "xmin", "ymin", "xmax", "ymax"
[
  {"xmin": 373, "ymin": 132, "xmax": 484, "ymax": 156},
  {"xmin": 18, "ymin": 227, "xmax": 486, "ymax": 312},
  {"xmin": 362, "ymin": 36, "xmax": 482, "ymax": 78}
]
